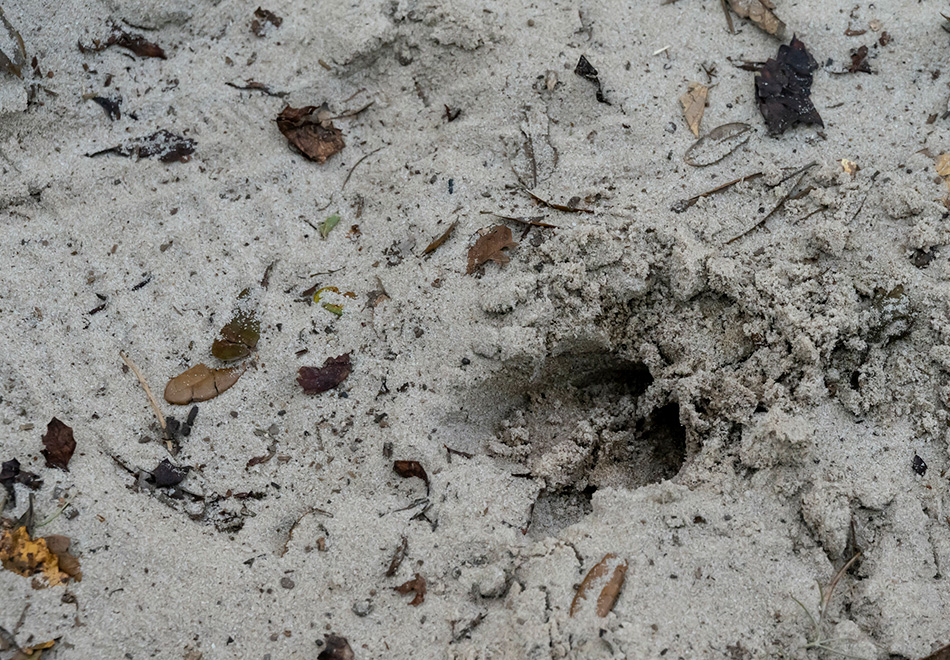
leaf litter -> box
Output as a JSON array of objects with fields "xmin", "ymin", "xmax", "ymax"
[
  {"xmin": 251, "ymin": 7, "xmax": 282, "ymax": 37},
  {"xmin": 394, "ymin": 573, "xmax": 427, "ymax": 606},
  {"xmin": 679, "ymin": 82, "xmax": 709, "ymax": 137},
  {"xmin": 297, "ymin": 354, "xmax": 352, "ymax": 394},
  {"xmin": 0, "ymin": 7, "xmax": 27, "ymax": 78},
  {"xmin": 727, "ymin": 0, "xmax": 786, "ymax": 37},
  {"xmin": 276, "ymin": 104, "xmax": 345, "ymax": 164},
  {"xmin": 41, "ymin": 418, "xmax": 75, "ymax": 471},
  {"xmin": 164, "ymin": 364, "xmax": 245, "ymax": 405},
  {"xmin": 79, "ymin": 24, "xmax": 166, "ymax": 59},
  {"xmin": 86, "ymin": 130, "xmax": 196, "ymax": 163},
  {"xmin": 423, "ymin": 221, "xmax": 458, "ymax": 255},
  {"xmin": 0, "ymin": 459, "xmax": 42, "ymax": 506},
  {"xmin": 574, "ymin": 55, "xmax": 609, "ymax": 104},
  {"xmin": 467, "ymin": 225, "xmax": 518, "ymax": 274},
  {"xmin": 211, "ymin": 288, "xmax": 260, "ymax": 362},
  {"xmin": 570, "ymin": 553, "xmax": 628, "ymax": 617},
  {"xmin": 755, "ymin": 36, "xmax": 823, "ymax": 135},
  {"xmin": 0, "ymin": 526, "xmax": 82, "ymax": 586}
]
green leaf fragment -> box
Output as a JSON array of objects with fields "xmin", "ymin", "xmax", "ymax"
[{"xmin": 319, "ymin": 213, "xmax": 341, "ymax": 239}]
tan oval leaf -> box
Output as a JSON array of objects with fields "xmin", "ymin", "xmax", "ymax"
[
  {"xmin": 164, "ymin": 363, "xmax": 245, "ymax": 405},
  {"xmin": 570, "ymin": 553, "xmax": 628, "ymax": 617}
]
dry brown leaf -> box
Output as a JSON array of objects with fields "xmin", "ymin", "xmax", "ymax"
[
  {"xmin": 394, "ymin": 573, "xmax": 427, "ymax": 606},
  {"xmin": 41, "ymin": 418, "xmax": 75, "ymax": 471},
  {"xmin": 728, "ymin": 0, "xmax": 786, "ymax": 37},
  {"xmin": 570, "ymin": 553, "xmax": 628, "ymax": 617},
  {"xmin": 467, "ymin": 225, "xmax": 518, "ymax": 274},
  {"xmin": 276, "ymin": 104, "xmax": 345, "ymax": 164},
  {"xmin": 297, "ymin": 354, "xmax": 352, "ymax": 394},
  {"xmin": 0, "ymin": 527, "xmax": 80, "ymax": 587},
  {"xmin": 164, "ymin": 363, "xmax": 245, "ymax": 405},
  {"xmin": 679, "ymin": 82, "xmax": 708, "ymax": 137}
]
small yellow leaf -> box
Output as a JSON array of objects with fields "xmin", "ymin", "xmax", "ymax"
[
  {"xmin": 679, "ymin": 82, "xmax": 708, "ymax": 137},
  {"xmin": 840, "ymin": 159, "xmax": 859, "ymax": 175},
  {"xmin": 0, "ymin": 527, "xmax": 79, "ymax": 587}
]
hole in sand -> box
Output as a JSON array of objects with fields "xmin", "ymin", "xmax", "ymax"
[{"xmin": 486, "ymin": 355, "xmax": 690, "ymax": 536}]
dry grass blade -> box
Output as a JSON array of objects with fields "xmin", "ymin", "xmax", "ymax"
[
  {"xmin": 423, "ymin": 221, "xmax": 458, "ymax": 255},
  {"xmin": 523, "ymin": 189, "xmax": 594, "ymax": 214},
  {"xmin": 120, "ymin": 351, "xmax": 166, "ymax": 430}
]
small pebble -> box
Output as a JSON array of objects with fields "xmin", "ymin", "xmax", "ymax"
[{"xmin": 280, "ymin": 577, "xmax": 295, "ymax": 589}]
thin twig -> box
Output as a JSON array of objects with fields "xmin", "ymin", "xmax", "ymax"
[
  {"xmin": 725, "ymin": 164, "xmax": 818, "ymax": 244},
  {"xmin": 672, "ymin": 171, "xmax": 764, "ymax": 212},
  {"xmin": 523, "ymin": 189, "xmax": 594, "ymax": 214},
  {"xmin": 119, "ymin": 350, "xmax": 166, "ymax": 431},
  {"xmin": 480, "ymin": 210, "xmax": 558, "ymax": 228},
  {"xmin": 719, "ymin": 0, "xmax": 735, "ymax": 34},
  {"xmin": 341, "ymin": 146, "xmax": 384, "ymax": 190}
]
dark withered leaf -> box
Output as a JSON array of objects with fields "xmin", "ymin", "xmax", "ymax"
[
  {"xmin": 0, "ymin": 7, "xmax": 27, "ymax": 78},
  {"xmin": 0, "ymin": 459, "xmax": 42, "ymax": 506},
  {"xmin": 467, "ymin": 225, "xmax": 518, "ymax": 274},
  {"xmin": 152, "ymin": 458, "xmax": 188, "ymax": 487},
  {"xmin": 394, "ymin": 573, "xmax": 427, "ymax": 606},
  {"xmin": 317, "ymin": 634, "xmax": 355, "ymax": 660},
  {"xmin": 41, "ymin": 418, "xmax": 76, "ymax": 471},
  {"xmin": 212, "ymin": 288, "xmax": 260, "ymax": 361},
  {"xmin": 755, "ymin": 36, "xmax": 823, "ymax": 135},
  {"xmin": 297, "ymin": 354, "xmax": 352, "ymax": 394},
  {"xmin": 109, "ymin": 28, "xmax": 166, "ymax": 59},
  {"xmin": 848, "ymin": 45, "xmax": 871, "ymax": 74},
  {"xmin": 251, "ymin": 7, "xmax": 283, "ymax": 37},
  {"xmin": 91, "ymin": 96, "xmax": 121, "ymax": 120},
  {"xmin": 81, "ymin": 26, "xmax": 166, "ymax": 59},
  {"xmin": 276, "ymin": 104, "xmax": 345, "ymax": 164},
  {"xmin": 87, "ymin": 130, "xmax": 196, "ymax": 163},
  {"xmin": 393, "ymin": 460, "xmax": 429, "ymax": 487},
  {"xmin": 574, "ymin": 55, "xmax": 609, "ymax": 104}
]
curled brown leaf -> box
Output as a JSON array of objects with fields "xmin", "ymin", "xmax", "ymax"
[{"xmin": 276, "ymin": 104, "xmax": 345, "ymax": 164}]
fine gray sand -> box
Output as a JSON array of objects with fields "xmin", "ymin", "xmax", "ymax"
[{"xmin": 1, "ymin": 0, "xmax": 949, "ymax": 658}]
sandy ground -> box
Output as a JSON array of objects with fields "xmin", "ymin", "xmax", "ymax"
[{"xmin": 1, "ymin": 0, "xmax": 950, "ymax": 658}]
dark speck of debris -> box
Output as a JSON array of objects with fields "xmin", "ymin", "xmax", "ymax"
[
  {"xmin": 448, "ymin": 178, "xmax": 454, "ymax": 194},
  {"xmin": 912, "ymin": 454, "xmax": 927, "ymax": 476},
  {"xmin": 461, "ymin": 357, "xmax": 470, "ymax": 366},
  {"xmin": 280, "ymin": 577, "xmax": 295, "ymax": 589},
  {"xmin": 131, "ymin": 274, "xmax": 151, "ymax": 291}
]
